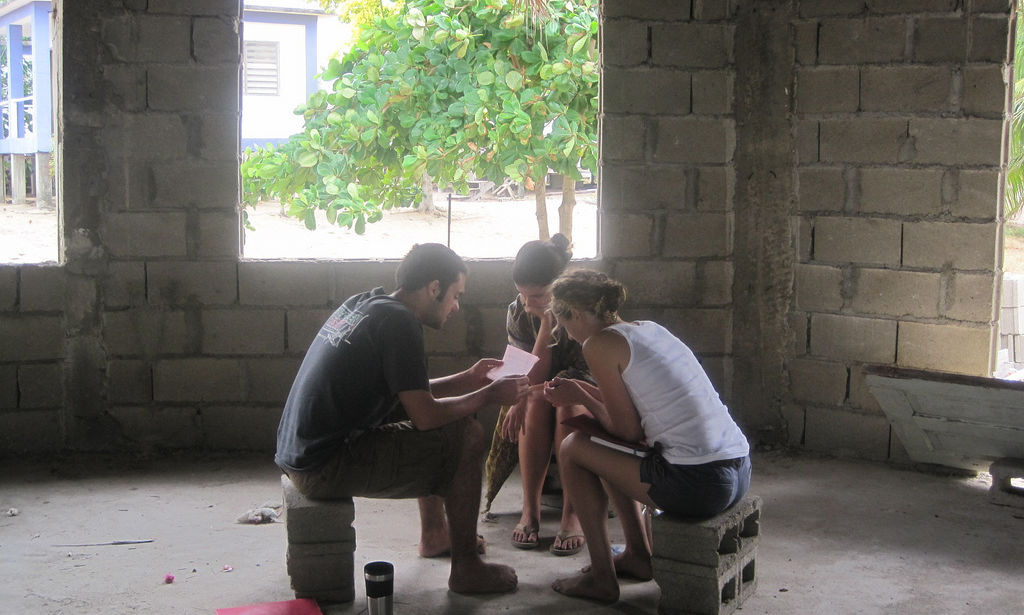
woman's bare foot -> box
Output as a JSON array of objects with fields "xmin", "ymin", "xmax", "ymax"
[
  {"xmin": 449, "ymin": 561, "xmax": 518, "ymax": 594},
  {"xmin": 581, "ymin": 551, "xmax": 653, "ymax": 581},
  {"xmin": 551, "ymin": 570, "xmax": 619, "ymax": 603}
]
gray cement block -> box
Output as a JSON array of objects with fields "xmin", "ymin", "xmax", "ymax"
[
  {"xmin": 238, "ymin": 262, "xmax": 333, "ymax": 307},
  {"xmin": 601, "ymin": 116, "xmax": 647, "ymax": 163},
  {"xmin": 602, "ymin": 20, "xmax": 649, "ymax": 67},
  {"xmin": 282, "ymin": 475, "xmax": 356, "ymax": 543},
  {"xmin": 897, "ymin": 322, "xmax": 992, "ymax": 375},
  {"xmin": 988, "ymin": 458, "xmax": 1024, "ymax": 508},
  {"xmin": 914, "ymin": 17, "xmax": 967, "ymax": 62},
  {"xmin": 663, "ymin": 213, "xmax": 732, "ymax": 258},
  {"xmin": 910, "ymin": 118, "xmax": 1003, "ymax": 166},
  {"xmin": 819, "ymin": 119, "xmax": 908, "ymax": 165},
  {"xmin": 245, "ymin": 357, "xmax": 302, "ymax": 403},
  {"xmin": 101, "ymin": 212, "xmax": 188, "ymax": 258},
  {"xmin": 659, "ymin": 308, "xmax": 732, "ymax": 355},
  {"xmin": 192, "ymin": 16, "xmax": 239, "ymax": 64},
  {"xmin": 819, "ymin": 17, "xmax": 906, "ymax": 64},
  {"xmin": 692, "ymin": 71, "xmax": 733, "ymax": 115},
  {"xmin": 850, "ymin": 268, "xmax": 942, "ymax": 319},
  {"xmin": 604, "ymin": 68, "xmax": 691, "ymax": 115},
  {"xmin": 103, "ymin": 309, "xmax": 192, "ymax": 357},
  {"xmin": 654, "ymin": 118, "xmax": 734, "ymax": 164},
  {"xmin": 197, "ymin": 210, "xmax": 241, "ymax": 258},
  {"xmin": 796, "ymin": 67, "xmax": 859, "ymax": 114},
  {"xmin": 797, "ymin": 167, "xmax": 845, "ymax": 213},
  {"xmin": 651, "ymin": 494, "xmax": 761, "ymax": 567},
  {"xmin": 652, "ymin": 23, "xmax": 732, "ymax": 68},
  {"xmin": 600, "ymin": 213, "xmax": 654, "ymax": 257},
  {"xmin": 153, "ymin": 358, "xmax": 244, "ymax": 402},
  {"xmin": 809, "ymin": 313, "xmax": 897, "ymax": 364},
  {"xmin": 858, "ymin": 168, "xmax": 944, "ymax": 216},
  {"xmin": 602, "ymin": 0, "xmax": 690, "ymax": 20},
  {"xmin": 861, "ymin": 66, "xmax": 954, "ymax": 113},
  {"xmin": 201, "ymin": 309, "xmax": 285, "ymax": 355},
  {"xmin": 654, "ymin": 550, "xmax": 757, "ymax": 615},
  {"xmin": 147, "ymin": 261, "xmax": 239, "ymax": 305},
  {"xmin": 107, "ymin": 360, "xmax": 152, "ymax": 404},
  {"xmin": 813, "ymin": 216, "xmax": 902, "ymax": 266},
  {"xmin": 18, "ymin": 363, "xmax": 63, "ymax": 408},
  {"xmin": 954, "ymin": 170, "xmax": 1000, "ymax": 220},
  {"xmin": 0, "ymin": 315, "xmax": 64, "ymax": 361},
  {"xmin": 794, "ymin": 264, "xmax": 843, "ymax": 312},
  {"xmin": 287, "ymin": 551, "xmax": 355, "ymax": 593},
  {"xmin": 147, "ymin": 65, "xmax": 239, "ymax": 112},
  {"xmin": 601, "ymin": 164, "xmax": 693, "ymax": 211},
  {"xmin": 969, "ymin": 16, "xmax": 1010, "ymax": 62},
  {"xmin": 902, "ymin": 221, "xmax": 998, "ymax": 270},
  {"xmin": 612, "ymin": 261, "xmax": 697, "ymax": 307},
  {"xmin": 788, "ymin": 358, "xmax": 848, "ymax": 407},
  {"xmin": 202, "ymin": 405, "xmax": 281, "ymax": 450},
  {"xmin": 19, "ymin": 266, "xmax": 64, "ymax": 312},
  {"xmin": 962, "ymin": 65, "xmax": 1007, "ymax": 117}
]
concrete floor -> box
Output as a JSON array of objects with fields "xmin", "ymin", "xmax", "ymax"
[{"xmin": 1, "ymin": 449, "xmax": 1022, "ymax": 615}]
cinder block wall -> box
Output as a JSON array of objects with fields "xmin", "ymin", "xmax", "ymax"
[
  {"xmin": 0, "ymin": 0, "xmax": 1011, "ymax": 462},
  {"xmin": 787, "ymin": 0, "xmax": 1010, "ymax": 460}
]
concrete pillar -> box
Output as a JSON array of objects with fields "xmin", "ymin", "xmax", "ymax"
[
  {"xmin": 0, "ymin": 155, "xmax": 6, "ymax": 203},
  {"xmin": 11, "ymin": 154, "xmax": 27, "ymax": 204},
  {"xmin": 34, "ymin": 152, "xmax": 52, "ymax": 209}
]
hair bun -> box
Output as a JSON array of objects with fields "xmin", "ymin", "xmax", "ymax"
[{"xmin": 549, "ymin": 233, "xmax": 572, "ymax": 264}]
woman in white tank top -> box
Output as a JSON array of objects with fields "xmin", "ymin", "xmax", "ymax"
[{"xmin": 541, "ymin": 270, "xmax": 751, "ymax": 604}]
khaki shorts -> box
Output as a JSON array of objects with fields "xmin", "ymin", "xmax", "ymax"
[{"xmin": 288, "ymin": 418, "xmax": 467, "ymax": 500}]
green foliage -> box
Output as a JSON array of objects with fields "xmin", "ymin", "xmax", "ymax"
[
  {"xmin": 1008, "ymin": 7, "xmax": 1024, "ymax": 221},
  {"xmin": 317, "ymin": 0, "xmax": 403, "ymax": 27},
  {"xmin": 242, "ymin": 0, "xmax": 598, "ymax": 233}
]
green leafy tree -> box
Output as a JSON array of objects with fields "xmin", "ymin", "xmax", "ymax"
[
  {"xmin": 242, "ymin": 0, "xmax": 598, "ymax": 241},
  {"xmin": 1008, "ymin": 6, "xmax": 1024, "ymax": 223}
]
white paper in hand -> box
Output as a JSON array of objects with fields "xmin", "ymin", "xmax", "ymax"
[{"xmin": 487, "ymin": 345, "xmax": 539, "ymax": 380}]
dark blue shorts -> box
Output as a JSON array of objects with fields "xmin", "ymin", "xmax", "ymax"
[{"xmin": 640, "ymin": 453, "xmax": 751, "ymax": 519}]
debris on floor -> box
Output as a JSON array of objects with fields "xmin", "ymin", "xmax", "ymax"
[{"xmin": 237, "ymin": 502, "xmax": 281, "ymax": 524}]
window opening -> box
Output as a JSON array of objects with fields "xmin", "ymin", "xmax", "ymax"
[
  {"xmin": 239, "ymin": 0, "xmax": 599, "ymax": 260},
  {"xmin": 0, "ymin": 0, "xmax": 56, "ymax": 264}
]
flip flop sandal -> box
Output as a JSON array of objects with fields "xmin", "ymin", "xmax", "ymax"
[
  {"xmin": 511, "ymin": 523, "xmax": 540, "ymax": 550},
  {"xmin": 550, "ymin": 531, "xmax": 585, "ymax": 556}
]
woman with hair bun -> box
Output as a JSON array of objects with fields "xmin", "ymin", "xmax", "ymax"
[
  {"xmin": 542, "ymin": 269, "xmax": 750, "ymax": 603},
  {"xmin": 482, "ymin": 233, "xmax": 591, "ymax": 556}
]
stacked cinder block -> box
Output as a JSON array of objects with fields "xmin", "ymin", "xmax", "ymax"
[
  {"xmin": 989, "ymin": 458, "xmax": 1024, "ymax": 509},
  {"xmin": 651, "ymin": 494, "xmax": 761, "ymax": 615},
  {"xmin": 999, "ymin": 274, "xmax": 1024, "ymax": 368},
  {"xmin": 281, "ymin": 475, "xmax": 356, "ymax": 603}
]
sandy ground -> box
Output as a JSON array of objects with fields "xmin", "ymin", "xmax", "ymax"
[
  {"xmin": 0, "ymin": 191, "xmax": 598, "ymax": 264},
  {"xmin": 241, "ymin": 190, "xmax": 598, "ymax": 260}
]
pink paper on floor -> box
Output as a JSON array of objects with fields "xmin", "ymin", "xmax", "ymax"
[{"xmin": 215, "ymin": 598, "xmax": 322, "ymax": 615}]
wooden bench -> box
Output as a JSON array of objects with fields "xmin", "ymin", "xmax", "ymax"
[
  {"xmin": 651, "ymin": 494, "xmax": 762, "ymax": 615},
  {"xmin": 281, "ymin": 475, "xmax": 356, "ymax": 603}
]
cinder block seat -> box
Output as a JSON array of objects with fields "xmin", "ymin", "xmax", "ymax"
[
  {"xmin": 651, "ymin": 494, "xmax": 762, "ymax": 615},
  {"xmin": 281, "ymin": 474, "xmax": 356, "ymax": 603},
  {"xmin": 989, "ymin": 458, "xmax": 1024, "ymax": 508}
]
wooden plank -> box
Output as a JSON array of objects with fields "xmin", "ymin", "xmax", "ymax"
[{"xmin": 864, "ymin": 366, "xmax": 1024, "ymax": 471}]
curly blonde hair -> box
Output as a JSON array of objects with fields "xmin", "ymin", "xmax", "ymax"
[{"xmin": 550, "ymin": 269, "xmax": 626, "ymax": 324}]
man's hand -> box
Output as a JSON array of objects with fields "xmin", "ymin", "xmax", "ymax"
[
  {"xmin": 487, "ymin": 375, "xmax": 529, "ymax": 406},
  {"xmin": 500, "ymin": 399, "xmax": 527, "ymax": 442},
  {"xmin": 467, "ymin": 358, "xmax": 503, "ymax": 387}
]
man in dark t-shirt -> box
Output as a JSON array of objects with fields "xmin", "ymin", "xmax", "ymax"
[{"xmin": 276, "ymin": 243, "xmax": 527, "ymax": 595}]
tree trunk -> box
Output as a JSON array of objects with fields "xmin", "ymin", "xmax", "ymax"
[
  {"xmin": 534, "ymin": 172, "xmax": 549, "ymax": 241},
  {"xmin": 418, "ymin": 173, "xmax": 435, "ymax": 213},
  {"xmin": 558, "ymin": 175, "xmax": 576, "ymax": 244}
]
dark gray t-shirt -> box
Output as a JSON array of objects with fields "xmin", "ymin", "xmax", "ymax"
[{"xmin": 275, "ymin": 288, "xmax": 429, "ymax": 472}]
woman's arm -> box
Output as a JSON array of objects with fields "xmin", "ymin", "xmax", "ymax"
[
  {"xmin": 579, "ymin": 330, "xmax": 644, "ymax": 442},
  {"xmin": 523, "ymin": 308, "xmax": 555, "ymax": 385}
]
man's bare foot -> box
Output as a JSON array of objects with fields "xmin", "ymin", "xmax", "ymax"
[
  {"xmin": 581, "ymin": 552, "xmax": 653, "ymax": 581},
  {"xmin": 420, "ymin": 533, "xmax": 487, "ymax": 558},
  {"xmin": 449, "ymin": 561, "xmax": 518, "ymax": 594},
  {"xmin": 551, "ymin": 571, "xmax": 619, "ymax": 603}
]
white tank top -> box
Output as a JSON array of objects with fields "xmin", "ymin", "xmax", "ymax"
[{"xmin": 608, "ymin": 321, "xmax": 749, "ymax": 465}]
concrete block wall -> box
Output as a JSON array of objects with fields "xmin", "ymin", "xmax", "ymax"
[
  {"xmin": 0, "ymin": 0, "xmax": 1012, "ymax": 462},
  {"xmin": 789, "ymin": 1, "xmax": 1010, "ymax": 459},
  {"xmin": 600, "ymin": 0, "xmax": 739, "ymax": 406}
]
